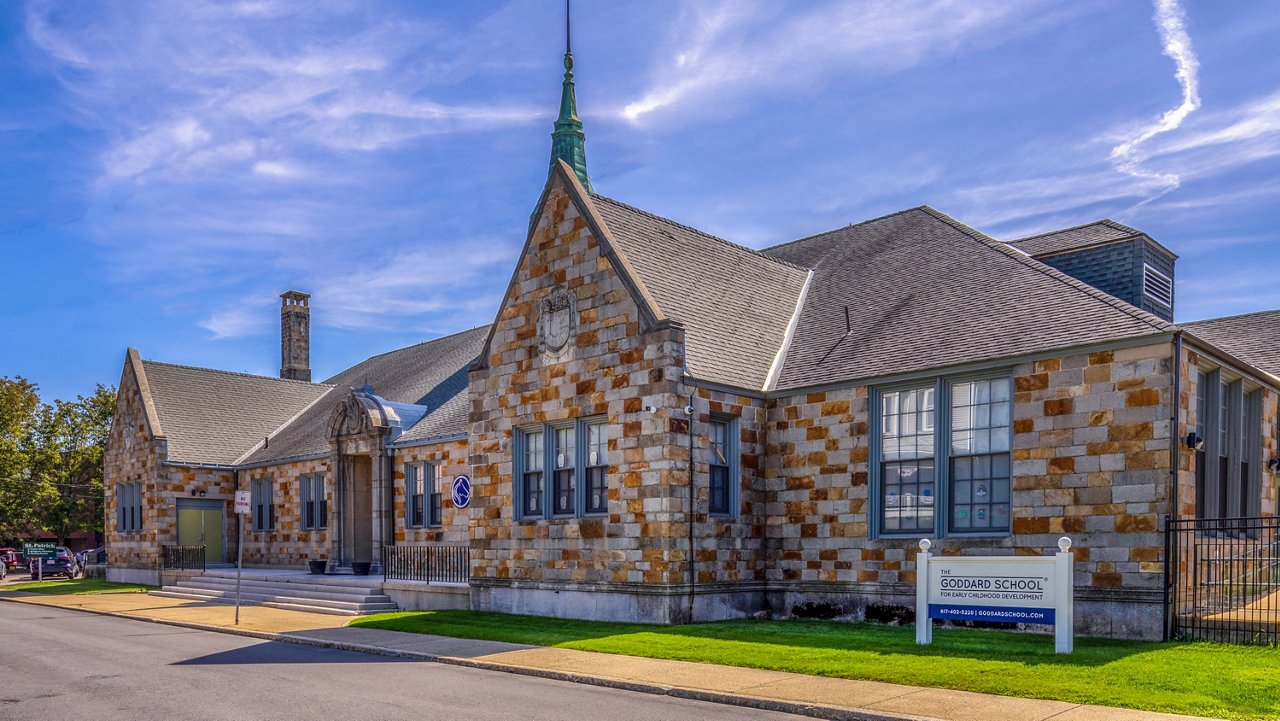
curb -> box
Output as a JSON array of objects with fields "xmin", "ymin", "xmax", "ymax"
[{"xmin": 0, "ymin": 594, "xmax": 937, "ymax": 721}]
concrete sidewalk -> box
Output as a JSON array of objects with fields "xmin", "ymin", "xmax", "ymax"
[{"xmin": 0, "ymin": 590, "xmax": 1220, "ymax": 721}]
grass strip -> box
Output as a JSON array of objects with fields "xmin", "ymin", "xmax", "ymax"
[
  {"xmin": 4, "ymin": 577, "xmax": 157, "ymax": 595},
  {"xmin": 351, "ymin": 610, "xmax": 1280, "ymax": 720}
]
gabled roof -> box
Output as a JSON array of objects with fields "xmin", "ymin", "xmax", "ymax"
[
  {"xmin": 1009, "ymin": 219, "xmax": 1176, "ymax": 259},
  {"xmin": 242, "ymin": 325, "xmax": 488, "ymax": 464},
  {"xmin": 590, "ymin": 195, "xmax": 810, "ymax": 390},
  {"xmin": 761, "ymin": 207, "xmax": 1173, "ymax": 390},
  {"xmin": 1183, "ymin": 310, "xmax": 1280, "ymax": 379},
  {"xmin": 138, "ymin": 360, "xmax": 332, "ymax": 466}
]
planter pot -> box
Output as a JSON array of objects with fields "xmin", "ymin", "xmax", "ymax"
[
  {"xmin": 352, "ymin": 561, "xmax": 372, "ymax": 576},
  {"xmin": 308, "ymin": 560, "xmax": 327, "ymax": 575}
]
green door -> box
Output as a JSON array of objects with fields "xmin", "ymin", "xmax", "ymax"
[{"xmin": 176, "ymin": 500, "xmax": 225, "ymax": 564}]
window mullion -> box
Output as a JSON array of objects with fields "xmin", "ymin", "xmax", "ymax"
[{"xmin": 936, "ymin": 378, "xmax": 949, "ymax": 538}]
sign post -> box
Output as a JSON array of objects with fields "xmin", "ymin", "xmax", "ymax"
[
  {"xmin": 23, "ymin": 542, "xmax": 56, "ymax": 582},
  {"xmin": 233, "ymin": 490, "xmax": 251, "ymax": 625},
  {"xmin": 916, "ymin": 537, "xmax": 1075, "ymax": 654}
]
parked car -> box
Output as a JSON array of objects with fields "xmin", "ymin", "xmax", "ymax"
[
  {"xmin": 0, "ymin": 548, "xmax": 21, "ymax": 571},
  {"xmin": 75, "ymin": 546, "xmax": 105, "ymax": 566},
  {"xmin": 28, "ymin": 547, "xmax": 79, "ymax": 580}
]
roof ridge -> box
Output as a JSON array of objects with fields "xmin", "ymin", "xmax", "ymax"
[
  {"xmin": 590, "ymin": 193, "xmax": 811, "ymax": 273},
  {"xmin": 760, "ymin": 205, "xmax": 929, "ymax": 255},
  {"xmin": 917, "ymin": 206, "xmax": 1172, "ymax": 332},
  {"xmin": 141, "ymin": 359, "xmax": 335, "ymax": 387},
  {"xmin": 1183, "ymin": 308, "xmax": 1280, "ymax": 326},
  {"xmin": 1009, "ymin": 218, "xmax": 1137, "ymax": 244}
]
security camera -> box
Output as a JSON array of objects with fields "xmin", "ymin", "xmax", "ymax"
[
  {"xmin": 683, "ymin": 405, "xmax": 694, "ymax": 415},
  {"xmin": 644, "ymin": 405, "xmax": 658, "ymax": 414}
]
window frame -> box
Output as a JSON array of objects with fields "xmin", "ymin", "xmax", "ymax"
[
  {"xmin": 251, "ymin": 477, "xmax": 275, "ymax": 532},
  {"xmin": 870, "ymin": 373, "xmax": 1013, "ymax": 540},
  {"xmin": 1196, "ymin": 367, "xmax": 1264, "ymax": 522},
  {"xmin": 515, "ymin": 417, "xmax": 609, "ymax": 520},
  {"xmin": 117, "ymin": 481, "xmax": 143, "ymax": 533},
  {"xmin": 300, "ymin": 473, "xmax": 326, "ymax": 531},
  {"xmin": 708, "ymin": 415, "xmax": 740, "ymax": 518},
  {"xmin": 583, "ymin": 419, "xmax": 609, "ymax": 515}
]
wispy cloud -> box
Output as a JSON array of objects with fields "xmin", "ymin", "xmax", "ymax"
[
  {"xmin": 617, "ymin": 0, "xmax": 1068, "ymax": 125},
  {"xmin": 1107, "ymin": 0, "xmax": 1200, "ymax": 189}
]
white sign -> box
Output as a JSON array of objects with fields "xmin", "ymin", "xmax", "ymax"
[
  {"xmin": 234, "ymin": 490, "xmax": 252, "ymax": 515},
  {"xmin": 916, "ymin": 537, "xmax": 1075, "ymax": 654}
]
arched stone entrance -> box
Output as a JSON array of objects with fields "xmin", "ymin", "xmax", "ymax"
[{"xmin": 327, "ymin": 390, "xmax": 394, "ymax": 572}]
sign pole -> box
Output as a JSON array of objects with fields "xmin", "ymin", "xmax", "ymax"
[
  {"xmin": 233, "ymin": 489, "xmax": 251, "ymax": 626},
  {"xmin": 1055, "ymin": 537, "xmax": 1074, "ymax": 654},
  {"xmin": 916, "ymin": 539, "xmax": 932, "ymax": 645}
]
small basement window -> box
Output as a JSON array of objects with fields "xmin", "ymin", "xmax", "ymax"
[{"xmin": 1143, "ymin": 264, "xmax": 1173, "ymax": 308}]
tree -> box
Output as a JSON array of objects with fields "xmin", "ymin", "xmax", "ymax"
[
  {"xmin": 0, "ymin": 377, "xmax": 41, "ymax": 540},
  {"xmin": 27, "ymin": 386, "xmax": 117, "ymax": 544},
  {"xmin": 0, "ymin": 379, "xmax": 116, "ymax": 544}
]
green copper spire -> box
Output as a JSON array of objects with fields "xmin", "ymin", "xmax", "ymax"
[{"xmin": 549, "ymin": 0, "xmax": 592, "ymax": 193}]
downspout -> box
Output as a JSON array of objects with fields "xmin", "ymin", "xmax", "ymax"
[
  {"xmin": 1165, "ymin": 330, "xmax": 1183, "ymax": 641},
  {"xmin": 687, "ymin": 387, "xmax": 696, "ymax": 624}
]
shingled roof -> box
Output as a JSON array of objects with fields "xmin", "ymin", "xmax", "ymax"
[
  {"xmin": 761, "ymin": 207, "xmax": 1173, "ymax": 390},
  {"xmin": 139, "ymin": 361, "xmax": 332, "ymax": 466},
  {"xmin": 591, "ymin": 194, "xmax": 810, "ymax": 389},
  {"xmin": 1184, "ymin": 310, "xmax": 1280, "ymax": 379},
  {"xmin": 242, "ymin": 325, "xmax": 488, "ymax": 465},
  {"xmin": 1008, "ymin": 219, "xmax": 1171, "ymax": 258}
]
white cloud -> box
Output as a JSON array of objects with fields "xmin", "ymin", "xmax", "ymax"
[
  {"xmin": 618, "ymin": 0, "xmax": 1068, "ymax": 124},
  {"xmin": 1107, "ymin": 0, "xmax": 1200, "ymax": 189}
]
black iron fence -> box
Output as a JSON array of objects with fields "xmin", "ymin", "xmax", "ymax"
[
  {"xmin": 383, "ymin": 544, "xmax": 469, "ymax": 583},
  {"xmin": 1166, "ymin": 515, "xmax": 1280, "ymax": 645},
  {"xmin": 161, "ymin": 544, "xmax": 206, "ymax": 571}
]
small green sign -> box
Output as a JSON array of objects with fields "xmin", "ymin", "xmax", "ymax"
[{"xmin": 23, "ymin": 542, "xmax": 56, "ymax": 559}]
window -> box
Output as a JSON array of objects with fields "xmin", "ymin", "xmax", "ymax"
[
  {"xmin": 552, "ymin": 426, "xmax": 576, "ymax": 515},
  {"xmin": 584, "ymin": 422, "xmax": 608, "ymax": 514},
  {"xmin": 116, "ymin": 481, "xmax": 143, "ymax": 532},
  {"xmin": 949, "ymin": 379, "xmax": 1012, "ymax": 532},
  {"xmin": 521, "ymin": 429, "xmax": 545, "ymax": 518},
  {"xmin": 1143, "ymin": 264, "xmax": 1173, "ymax": 308},
  {"xmin": 405, "ymin": 462, "xmax": 440, "ymax": 528},
  {"xmin": 876, "ymin": 377, "xmax": 1011, "ymax": 537},
  {"xmin": 516, "ymin": 419, "xmax": 609, "ymax": 519},
  {"xmin": 880, "ymin": 386, "xmax": 936, "ymax": 534},
  {"xmin": 251, "ymin": 477, "xmax": 275, "ymax": 531},
  {"xmin": 428, "ymin": 464, "xmax": 442, "ymax": 527},
  {"xmin": 709, "ymin": 418, "xmax": 738, "ymax": 516},
  {"xmin": 300, "ymin": 473, "xmax": 326, "ymax": 530},
  {"xmin": 1195, "ymin": 369, "xmax": 1264, "ymax": 521}
]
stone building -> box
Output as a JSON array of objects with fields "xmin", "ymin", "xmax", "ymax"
[{"xmin": 103, "ymin": 31, "xmax": 1280, "ymax": 640}]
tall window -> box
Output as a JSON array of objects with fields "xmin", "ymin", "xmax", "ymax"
[
  {"xmin": 405, "ymin": 462, "xmax": 440, "ymax": 528},
  {"xmin": 552, "ymin": 426, "xmax": 576, "ymax": 516},
  {"xmin": 949, "ymin": 379, "xmax": 1012, "ymax": 532},
  {"xmin": 1195, "ymin": 369, "xmax": 1263, "ymax": 521},
  {"xmin": 251, "ymin": 477, "xmax": 275, "ymax": 531},
  {"xmin": 300, "ymin": 473, "xmax": 326, "ymax": 530},
  {"xmin": 428, "ymin": 464, "xmax": 442, "ymax": 527},
  {"xmin": 880, "ymin": 386, "xmax": 936, "ymax": 534},
  {"xmin": 709, "ymin": 418, "xmax": 738, "ymax": 516},
  {"xmin": 516, "ymin": 419, "xmax": 608, "ymax": 519},
  {"xmin": 522, "ymin": 429, "xmax": 545, "ymax": 518},
  {"xmin": 876, "ymin": 377, "xmax": 1011, "ymax": 537},
  {"xmin": 584, "ymin": 422, "xmax": 608, "ymax": 514},
  {"xmin": 116, "ymin": 481, "xmax": 143, "ymax": 532}
]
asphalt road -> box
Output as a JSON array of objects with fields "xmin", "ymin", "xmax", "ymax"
[{"xmin": 0, "ymin": 602, "xmax": 809, "ymax": 721}]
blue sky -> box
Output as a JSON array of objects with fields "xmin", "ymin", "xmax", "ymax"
[{"xmin": 2, "ymin": 0, "xmax": 1279, "ymax": 402}]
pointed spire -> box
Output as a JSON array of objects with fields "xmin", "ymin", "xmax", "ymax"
[{"xmin": 549, "ymin": 0, "xmax": 592, "ymax": 193}]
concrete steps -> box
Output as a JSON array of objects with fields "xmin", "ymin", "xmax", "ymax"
[{"xmin": 150, "ymin": 570, "xmax": 397, "ymax": 616}]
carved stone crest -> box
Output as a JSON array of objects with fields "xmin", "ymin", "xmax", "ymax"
[{"xmin": 538, "ymin": 287, "xmax": 576, "ymax": 355}]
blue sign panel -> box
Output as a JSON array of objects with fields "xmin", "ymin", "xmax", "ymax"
[
  {"xmin": 451, "ymin": 475, "xmax": 472, "ymax": 509},
  {"xmin": 929, "ymin": 604, "xmax": 1055, "ymax": 624}
]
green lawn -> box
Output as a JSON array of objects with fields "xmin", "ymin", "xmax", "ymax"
[
  {"xmin": 350, "ymin": 610, "xmax": 1280, "ymax": 720},
  {"xmin": 4, "ymin": 577, "xmax": 156, "ymax": 595}
]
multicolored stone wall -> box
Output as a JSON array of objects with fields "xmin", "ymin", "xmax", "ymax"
[
  {"xmin": 103, "ymin": 360, "xmax": 167, "ymax": 569},
  {"xmin": 393, "ymin": 440, "xmax": 469, "ymax": 545},
  {"xmin": 468, "ymin": 182, "xmax": 693, "ymax": 620},
  {"xmin": 238, "ymin": 458, "xmax": 331, "ymax": 566}
]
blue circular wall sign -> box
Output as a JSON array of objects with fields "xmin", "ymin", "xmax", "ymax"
[{"xmin": 451, "ymin": 475, "xmax": 472, "ymax": 509}]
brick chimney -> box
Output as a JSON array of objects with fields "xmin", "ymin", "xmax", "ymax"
[{"xmin": 280, "ymin": 290, "xmax": 311, "ymax": 382}]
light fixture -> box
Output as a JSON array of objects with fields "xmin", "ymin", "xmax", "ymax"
[
  {"xmin": 198, "ymin": 490, "xmax": 207, "ymax": 498},
  {"xmin": 1269, "ymin": 458, "xmax": 1280, "ymax": 472},
  {"xmin": 1184, "ymin": 432, "xmax": 1204, "ymax": 451},
  {"xmin": 190, "ymin": 489, "xmax": 198, "ymax": 497}
]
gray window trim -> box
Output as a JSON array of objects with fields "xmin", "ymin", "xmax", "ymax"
[
  {"xmin": 708, "ymin": 414, "xmax": 740, "ymax": 518},
  {"xmin": 515, "ymin": 418, "xmax": 609, "ymax": 520},
  {"xmin": 871, "ymin": 373, "xmax": 1012, "ymax": 540},
  {"xmin": 300, "ymin": 473, "xmax": 326, "ymax": 531},
  {"xmin": 251, "ymin": 476, "xmax": 275, "ymax": 532}
]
